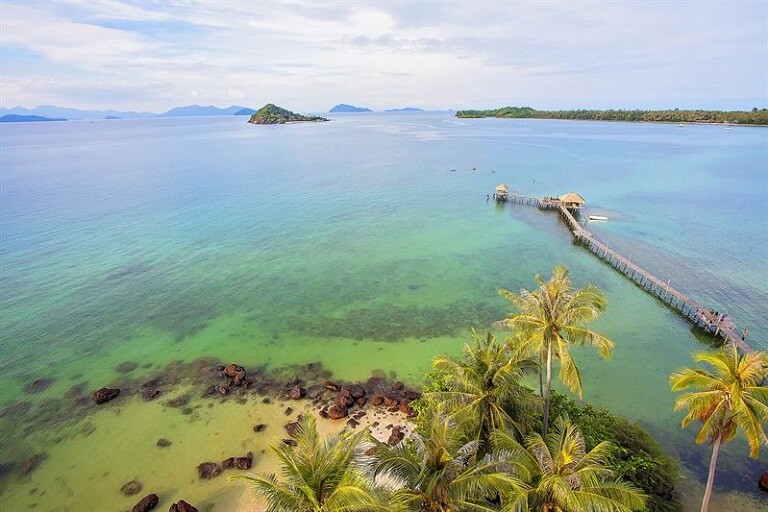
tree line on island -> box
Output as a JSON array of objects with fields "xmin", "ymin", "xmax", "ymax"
[
  {"xmin": 456, "ymin": 106, "xmax": 768, "ymax": 125},
  {"xmin": 235, "ymin": 265, "xmax": 768, "ymax": 512}
]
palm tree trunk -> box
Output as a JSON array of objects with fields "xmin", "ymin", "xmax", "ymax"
[
  {"xmin": 538, "ymin": 352, "xmax": 544, "ymax": 397},
  {"xmin": 543, "ymin": 343, "xmax": 553, "ymax": 437},
  {"xmin": 701, "ymin": 436, "xmax": 721, "ymax": 512}
]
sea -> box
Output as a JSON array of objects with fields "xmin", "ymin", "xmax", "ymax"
[{"xmin": 0, "ymin": 112, "xmax": 766, "ymax": 511}]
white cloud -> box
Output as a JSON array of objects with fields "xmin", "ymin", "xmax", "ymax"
[{"xmin": 1, "ymin": 1, "xmax": 765, "ymax": 111}]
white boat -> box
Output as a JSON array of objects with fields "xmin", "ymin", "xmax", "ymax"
[
  {"xmin": 677, "ymin": 124, "xmax": 684, "ymax": 128},
  {"xmin": 588, "ymin": 215, "xmax": 609, "ymax": 221}
]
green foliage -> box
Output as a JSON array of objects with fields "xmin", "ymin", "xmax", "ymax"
[
  {"xmin": 549, "ymin": 392, "xmax": 682, "ymax": 512},
  {"xmin": 456, "ymin": 106, "xmax": 768, "ymax": 125},
  {"xmin": 249, "ymin": 103, "xmax": 328, "ymax": 124},
  {"xmin": 234, "ymin": 415, "xmax": 398, "ymax": 512}
]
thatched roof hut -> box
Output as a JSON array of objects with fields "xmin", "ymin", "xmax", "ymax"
[
  {"xmin": 495, "ymin": 184, "xmax": 509, "ymax": 194},
  {"xmin": 558, "ymin": 192, "xmax": 586, "ymax": 209}
]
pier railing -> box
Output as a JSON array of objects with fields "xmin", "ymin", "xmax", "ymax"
[{"xmin": 503, "ymin": 193, "xmax": 753, "ymax": 353}]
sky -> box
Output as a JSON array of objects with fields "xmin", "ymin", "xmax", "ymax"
[{"xmin": 1, "ymin": 0, "xmax": 766, "ymax": 113}]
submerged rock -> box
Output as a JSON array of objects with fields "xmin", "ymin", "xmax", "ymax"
[
  {"xmin": 221, "ymin": 452, "xmax": 252, "ymax": 470},
  {"xmin": 197, "ymin": 462, "xmax": 221, "ymax": 479},
  {"xmin": 253, "ymin": 424, "xmax": 267, "ymax": 433},
  {"xmin": 25, "ymin": 378, "xmax": 55, "ymax": 394},
  {"xmin": 759, "ymin": 472, "xmax": 768, "ymax": 492},
  {"xmin": 116, "ymin": 361, "xmax": 138, "ymax": 373},
  {"xmin": 142, "ymin": 389, "xmax": 161, "ymax": 401},
  {"xmin": 17, "ymin": 452, "xmax": 47, "ymax": 476},
  {"xmin": 120, "ymin": 479, "xmax": 142, "ymax": 496},
  {"xmin": 92, "ymin": 387, "xmax": 120, "ymax": 404},
  {"xmin": 131, "ymin": 493, "xmax": 159, "ymax": 512},
  {"xmin": 169, "ymin": 500, "xmax": 198, "ymax": 512},
  {"xmin": 156, "ymin": 438, "xmax": 172, "ymax": 448}
]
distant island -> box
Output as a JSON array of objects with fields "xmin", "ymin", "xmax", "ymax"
[
  {"xmin": 248, "ymin": 104, "xmax": 329, "ymax": 124},
  {"xmin": 385, "ymin": 107, "xmax": 423, "ymax": 112},
  {"xmin": 329, "ymin": 104, "xmax": 372, "ymax": 113},
  {"xmin": 234, "ymin": 108, "xmax": 256, "ymax": 116},
  {"xmin": 0, "ymin": 114, "xmax": 66, "ymax": 123},
  {"xmin": 159, "ymin": 104, "xmax": 251, "ymax": 117},
  {"xmin": 456, "ymin": 106, "xmax": 768, "ymax": 125}
]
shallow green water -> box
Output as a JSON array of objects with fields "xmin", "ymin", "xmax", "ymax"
[{"xmin": 0, "ymin": 114, "xmax": 765, "ymax": 510}]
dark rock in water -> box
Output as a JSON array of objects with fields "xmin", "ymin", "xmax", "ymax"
[
  {"xmin": 224, "ymin": 363, "xmax": 244, "ymax": 378},
  {"xmin": 288, "ymin": 386, "xmax": 306, "ymax": 400},
  {"xmin": 344, "ymin": 384, "xmax": 366, "ymax": 399},
  {"xmin": 156, "ymin": 438, "xmax": 172, "ymax": 448},
  {"xmin": 284, "ymin": 407, "xmax": 293, "ymax": 416},
  {"xmin": 284, "ymin": 421, "xmax": 300, "ymax": 437},
  {"xmin": 759, "ymin": 472, "xmax": 768, "ymax": 492},
  {"xmin": 1, "ymin": 400, "xmax": 32, "ymax": 418},
  {"xmin": 197, "ymin": 462, "xmax": 221, "ymax": 479},
  {"xmin": 323, "ymin": 381, "xmax": 340, "ymax": 392},
  {"xmin": 319, "ymin": 407, "xmax": 329, "ymax": 419},
  {"xmin": 402, "ymin": 390, "xmax": 421, "ymax": 400},
  {"xmin": 387, "ymin": 426, "xmax": 406, "ymax": 446},
  {"xmin": 25, "ymin": 378, "xmax": 55, "ymax": 394},
  {"xmin": 142, "ymin": 377, "xmax": 161, "ymax": 389},
  {"xmin": 180, "ymin": 407, "xmax": 193, "ymax": 415},
  {"xmin": 92, "ymin": 387, "xmax": 120, "ymax": 404},
  {"xmin": 282, "ymin": 439, "xmax": 298, "ymax": 447},
  {"xmin": 131, "ymin": 493, "xmax": 159, "ymax": 512},
  {"xmin": 392, "ymin": 381, "xmax": 404, "ymax": 391},
  {"xmin": 164, "ymin": 395, "xmax": 190, "ymax": 408},
  {"xmin": 202, "ymin": 385, "xmax": 217, "ymax": 398},
  {"xmin": 261, "ymin": 397, "xmax": 271, "ymax": 404},
  {"xmin": 65, "ymin": 384, "xmax": 85, "ymax": 398},
  {"xmin": 253, "ymin": 424, "xmax": 267, "ymax": 433},
  {"xmin": 116, "ymin": 361, "xmax": 138, "ymax": 374},
  {"xmin": 142, "ymin": 389, "xmax": 161, "ymax": 401},
  {"xmin": 169, "ymin": 500, "xmax": 199, "ymax": 512},
  {"xmin": 346, "ymin": 418, "xmax": 359, "ymax": 429},
  {"xmin": 336, "ymin": 393, "xmax": 354, "ymax": 408},
  {"xmin": 17, "ymin": 453, "xmax": 47, "ymax": 476},
  {"xmin": 120, "ymin": 479, "xmax": 142, "ymax": 496},
  {"xmin": 327, "ymin": 404, "xmax": 348, "ymax": 420},
  {"xmin": 221, "ymin": 452, "xmax": 252, "ymax": 470},
  {"xmin": 218, "ymin": 385, "xmax": 229, "ymax": 396}
]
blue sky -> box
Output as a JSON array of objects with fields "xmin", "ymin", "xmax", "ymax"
[{"xmin": 1, "ymin": 0, "xmax": 766, "ymax": 112}]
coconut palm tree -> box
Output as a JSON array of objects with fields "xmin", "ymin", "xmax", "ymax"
[
  {"xmin": 429, "ymin": 330, "xmax": 540, "ymax": 450},
  {"xmin": 493, "ymin": 416, "xmax": 647, "ymax": 512},
  {"xmin": 498, "ymin": 264, "xmax": 614, "ymax": 436},
  {"xmin": 371, "ymin": 402, "xmax": 528, "ymax": 512},
  {"xmin": 235, "ymin": 415, "xmax": 397, "ymax": 512},
  {"xmin": 669, "ymin": 342, "xmax": 768, "ymax": 512}
]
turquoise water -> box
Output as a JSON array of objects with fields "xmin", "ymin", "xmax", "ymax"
[{"xmin": 0, "ymin": 114, "xmax": 766, "ymax": 510}]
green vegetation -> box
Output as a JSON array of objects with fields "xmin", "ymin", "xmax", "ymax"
[
  {"xmin": 372, "ymin": 402, "xmax": 528, "ymax": 511},
  {"xmin": 493, "ymin": 417, "xmax": 648, "ymax": 512},
  {"xmin": 456, "ymin": 106, "xmax": 768, "ymax": 125},
  {"xmin": 234, "ymin": 414, "xmax": 395, "ymax": 512},
  {"xmin": 499, "ymin": 265, "xmax": 614, "ymax": 436},
  {"xmin": 669, "ymin": 343, "xmax": 768, "ymax": 512},
  {"xmin": 248, "ymin": 103, "xmax": 329, "ymax": 124}
]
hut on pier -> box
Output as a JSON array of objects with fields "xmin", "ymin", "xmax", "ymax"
[
  {"xmin": 558, "ymin": 192, "xmax": 586, "ymax": 210},
  {"xmin": 494, "ymin": 184, "xmax": 509, "ymax": 201}
]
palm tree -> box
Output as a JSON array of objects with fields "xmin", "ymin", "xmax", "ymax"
[
  {"xmin": 371, "ymin": 402, "xmax": 528, "ymax": 512},
  {"xmin": 493, "ymin": 416, "xmax": 647, "ymax": 512},
  {"xmin": 429, "ymin": 330, "xmax": 540, "ymax": 450},
  {"xmin": 235, "ymin": 415, "xmax": 397, "ymax": 512},
  {"xmin": 498, "ymin": 264, "xmax": 614, "ymax": 436},
  {"xmin": 669, "ymin": 342, "xmax": 768, "ymax": 512}
]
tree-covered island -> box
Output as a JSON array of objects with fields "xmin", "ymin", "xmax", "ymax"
[
  {"xmin": 248, "ymin": 103, "xmax": 329, "ymax": 124},
  {"xmin": 456, "ymin": 106, "xmax": 768, "ymax": 125}
]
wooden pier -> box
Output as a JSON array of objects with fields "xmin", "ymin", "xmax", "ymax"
[{"xmin": 504, "ymin": 193, "xmax": 754, "ymax": 354}]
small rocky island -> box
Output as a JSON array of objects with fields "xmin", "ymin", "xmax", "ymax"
[{"xmin": 248, "ymin": 104, "xmax": 328, "ymax": 124}]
